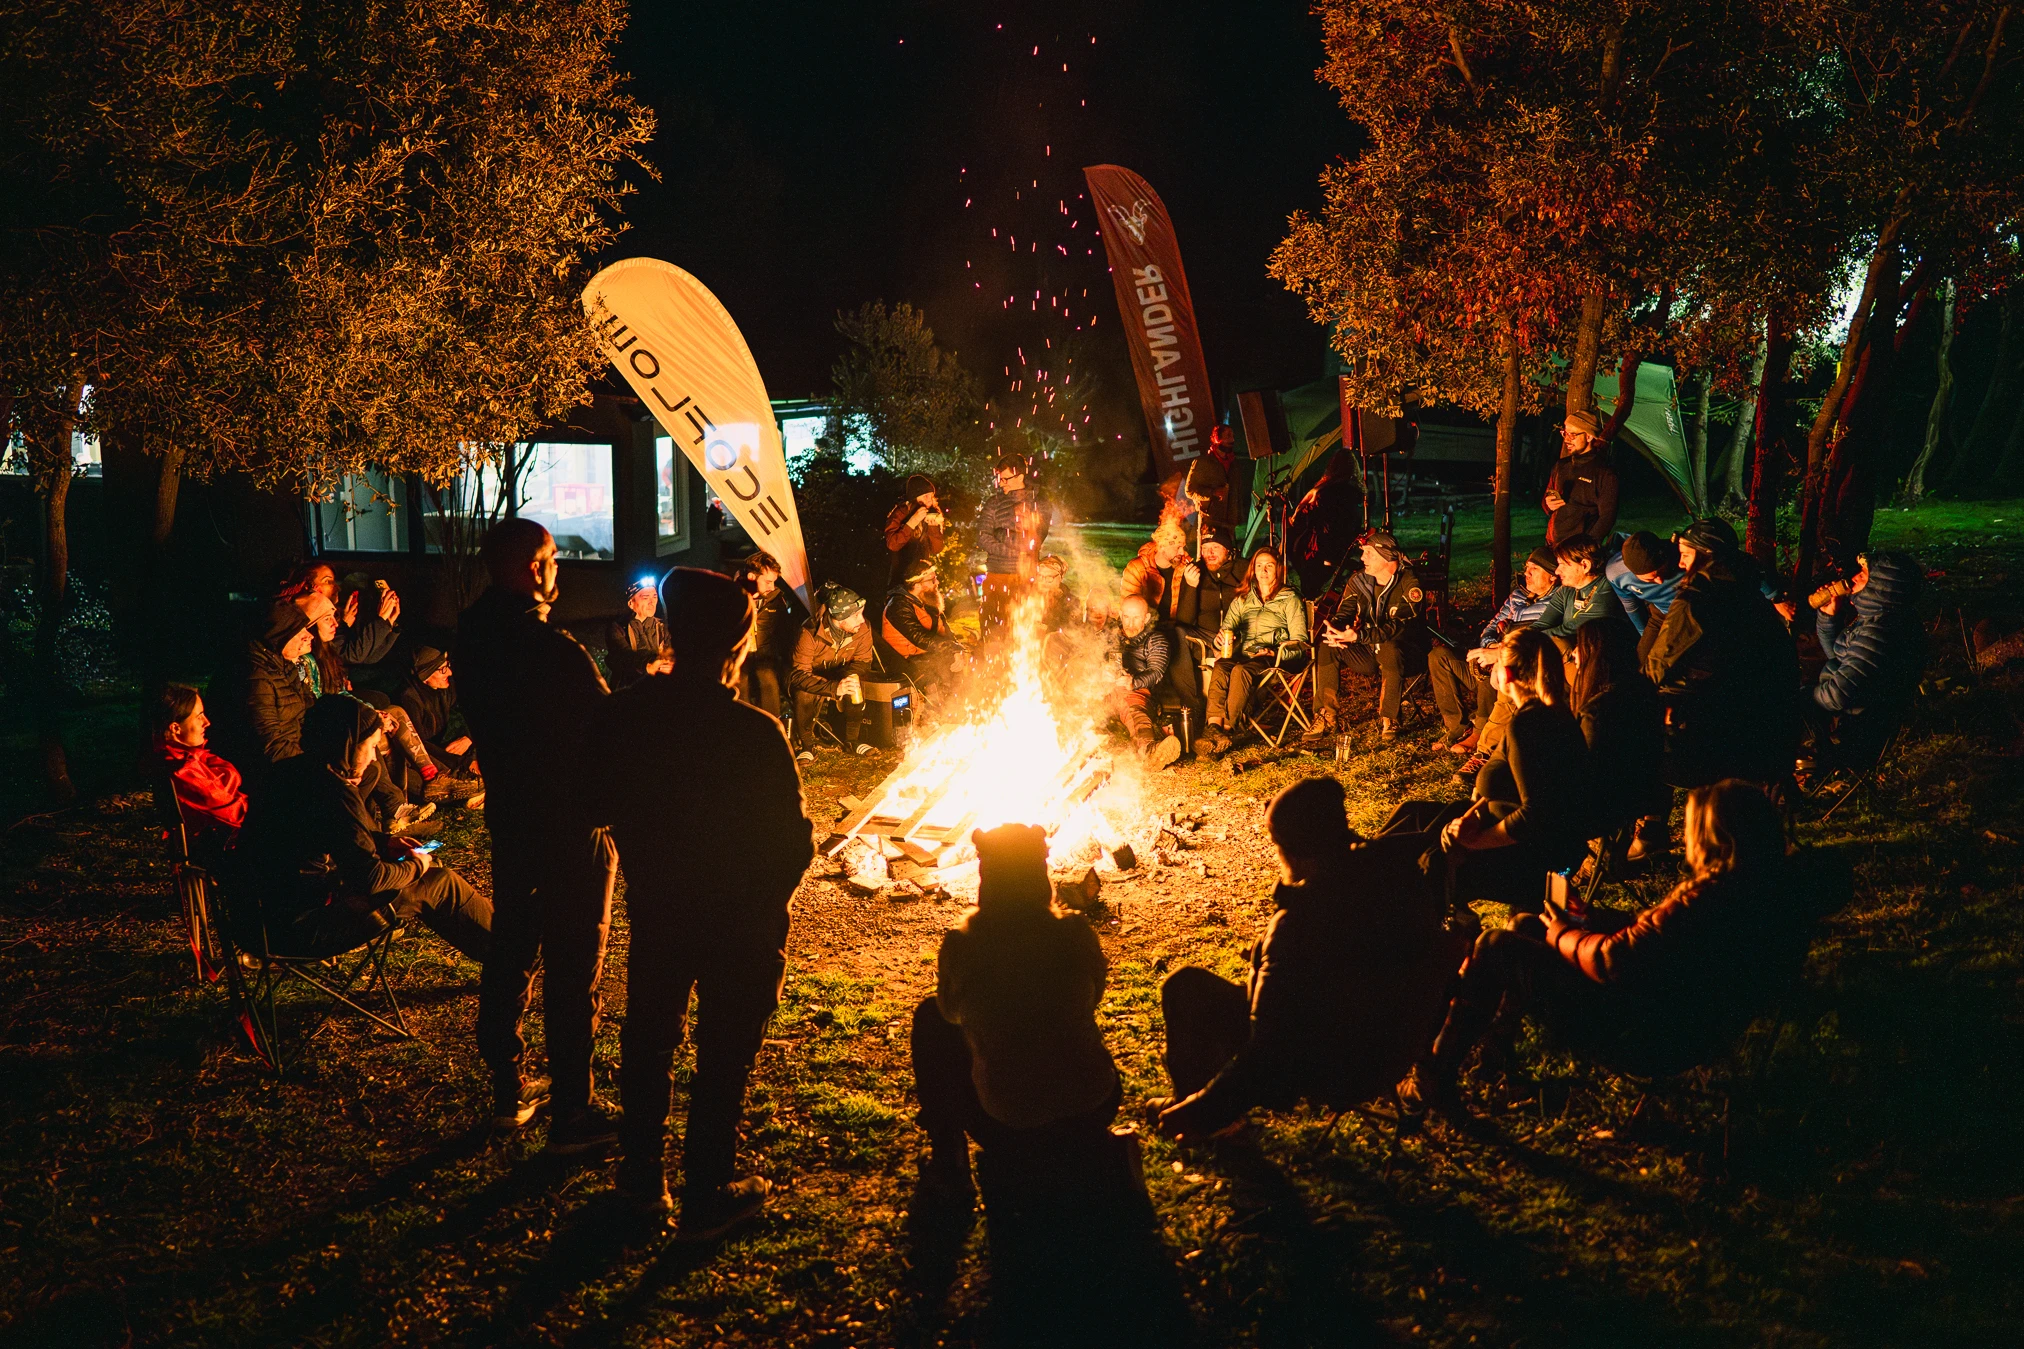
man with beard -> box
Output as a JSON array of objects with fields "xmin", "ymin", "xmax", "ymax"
[{"xmin": 455, "ymin": 519, "xmax": 619, "ymax": 1151}]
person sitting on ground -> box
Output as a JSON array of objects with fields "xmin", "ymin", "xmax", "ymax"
[
  {"xmin": 1379, "ymin": 628, "xmax": 1591, "ymax": 910},
  {"xmin": 1531, "ymin": 535, "xmax": 1624, "ymax": 640},
  {"xmin": 1033, "ymin": 554, "xmax": 1081, "ymax": 633},
  {"xmin": 1109, "ymin": 596, "xmax": 1185, "ymax": 769},
  {"xmin": 606, "ymin": 576, "xmax": 673, "ymax": 688},
  {"xmin": 789, "ymin": 582, "xmax": 878, "ymax": 761},
  {"xmin": 736, "ymin": 550, "xmax": 800, "ymax": 721},
  {"xmin": 148, "ymin": 683, "xmax": 247, "ymax": 857},
  {"xmin": 1542, "ymin": 408, "xmax": 1619, "ymax": 547},
  {"xmin": 1198, "ymin": 544, "xmax": 1306, "ymax": 757},
  {"xmin": 397, "ymin": 647, "xmax": 484, "ymax": 805},
  {"xmin": 585, "ymin": 568, "xmax": 816, "ymax": 1238},
  {"xmin": 883, "ymin": 557, "xmax": 968, "ymax": 703},
  {"xmin": 1431, "ymin": 547, "xmax": 1556, "ymax": 759},
  {"xmin": 1310, "ymin": 531, "xmax": 1428, "ymax": 744},
  {"xmin": 276, "ymin": 560, "xmax": 401, "ymax": 674},
  {"xmin": 1151, "ymin": 777, "xmax": 1462, "ymax": 1143},
  {"xmin": 912, "ymin": 822, "xmax": 1120, "ymax": 1211},
  {"xmin": 1805, "ymin": 549, "xmax": 1926, "ymax": 775},
  {"xmin": 279, "ymin": 586, "xmax": 440, "ymax": 819},
  {"xmin": 1644, "ymin": 518, "xmax": 1801, "ymax": 788},
  {"xmin": 232, "ymin": 597, "xmax": 329, "ymax": 771},
  {"xmin": 1610, "ymin": 528, "xmax": 1795, "ymax": 650},
  {"xmin": 1406, "ymin": 780, "xmax": 1838, "ymax": 1111},
  {"xmin": 234, "ymin": 695, "xmax": 492, "ymax": 963},
  {"xmin": 884, "ymin": 474, "xmax": 946, "ymax": 588},
  {"xmin": 1571, "ymin": 618, "xmax": 1670, "ymax": 860}
]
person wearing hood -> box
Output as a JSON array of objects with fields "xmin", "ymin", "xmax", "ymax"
[
  {"xmin": 1150, "ymin": 778, "xmax": 1461, "ymax": 1143},
  {"xmin": 1643, "ymin": 518, "xmax": 1801, "ymax": 787},
  {"xmin": 584, "ymin": 567, "xmax": 816, "ymax": 1240},
  {"xmin": 789, "ymin": 582, "xmax": 878, "ymax": 759},
  {"xmin": 1542, "ymin": 409, "xmax": 1619, "ymax": 548},
  {"xmin": 232, "ymin": 597, "xmax": 328, "ymax": 770},
  {"xmin": 456, "ymin": 519, "xmax": 620, "ymax": 1152},
  {"xmin": 607, "ymin": 576, "xmax": 673, "ymax": 688},
  {"xmin": 235, "ymin": 695, "xmax": 491, "ymax": 963},
  {"xmin": 1806, "ymin": 550, "xmax": 1926, "ymax": 772},
  {"xmin": 910, "ymin": 822, "xmax": 1120, "ymax": 1210},
  {"xmin": 885, "ymin": 474, "xmax": 947, "ymax": 588}
]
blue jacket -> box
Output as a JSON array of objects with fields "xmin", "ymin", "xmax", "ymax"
[
  {"xmin": 1813, "ymin": 552, "xmax": 1925, "ymax": 714},
  {"xmin": 1477, "ymin": 584, "xmax": 1552, "ymax": 649},
  {"xmin": 1609, "ymin": 551, "xmax": 1788, "ymax": 635}
]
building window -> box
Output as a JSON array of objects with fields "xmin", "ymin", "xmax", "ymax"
[
  {"xmin": 423, "ymin": 452, "xmax": 513, "ymax": 554},
  {"xmin": 653, "ymin": 436, "xmax": 688, "ymax": 555},
  {"xmin": 311, "ymin": 471, "xmax": 408, "ymax": 552},
  {"xmin": 0, "ymin": 430, "xmax": 102, "ymax": 477},
  {"xmin": 517, "ymin": 441, "xmax": 615, "ymax": 560}
]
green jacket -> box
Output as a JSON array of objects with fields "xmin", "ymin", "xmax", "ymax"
[
  {"xmin": 1221, "ymin": 587, "xmax": 1308, "ymax": 658},
  {"xmin": 1531, "ymin": 576, "xmax": 1618, "ymax": 638}
]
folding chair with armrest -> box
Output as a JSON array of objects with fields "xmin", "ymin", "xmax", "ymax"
[
  {"xmin": 1244, "ymin": 639, "xmax": 1315, "ymax": 749},
  {"xmin": 153, "ymin": 776, "xmax": 224, "ymax": 985}
]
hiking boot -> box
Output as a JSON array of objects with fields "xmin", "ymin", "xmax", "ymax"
[
  {"xmin": 1195, "ymin": 727, "xmax": 1230, "ymax": 758},
  {"xmin": 1379, "ymin": 717, "xmax": 1399, "ymax": 743},
  {"xmin": 423, "ymin": 771, "xmax": 454, "ymax": 802},
  {"xmin": 1454, "ymin": 752, "xmax": 1488, "ymax": 783},
  {"xmin": 1395, "ymin": 1065, "xmax": 1459, "ymax": 1120},
  {"xmin": 1300, "ymin": 712, "xmax": 1337, "ymax": 744},
  {"xmin": 916, "ymin": 1152, "xmax": 977, "ymax": 1212},
  {"xmin": 796, "ymin": 748, "xmax": 815, "ymax": 763},
  {"xmin": 441, "ymin": 772, "xmax": 485, "ymax": 802},
  {"xmin": 546, "ymin": 1101, "xmax": 620, "ymax": 1156},
  {"xmin": 492, "ymin": 1075, "xmax": 552, "ymax": 1130},
  {"xmin": 676, "ymin": 1176, "xmax": 770, "ymax": 1242},
  {"xmin": 390, "ymin": 801, "xmax": 437, "ymax": 832},
  {"xmin": 1450, "ymin": 729, "xmax": 1480, "ymax": 755},
  {"xmin": 852, "ymin": 743, "xmax": 875, "ymax": 756},
  {"xmin": 1143, "ymin": 733, "xmax": 1183, "ymax": 770},
  {"xmin": 464, "ymin": 790, "xmax": 485, "ymax": 811}
]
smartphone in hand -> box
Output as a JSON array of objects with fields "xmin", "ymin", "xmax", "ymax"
[{"xmin": 415, "ymin": 839, "xmax": 442, "ymax": 854}]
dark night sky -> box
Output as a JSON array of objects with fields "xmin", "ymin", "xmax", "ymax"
[{"xmin": 612, "ymin": 1, "xmax": 1354, "ymax": 460}]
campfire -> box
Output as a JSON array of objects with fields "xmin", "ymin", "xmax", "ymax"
[{"xmin": 828, "ymin": 594, "xmax": 1151, "ymax": 893}]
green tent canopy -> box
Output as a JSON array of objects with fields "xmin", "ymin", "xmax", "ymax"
[{"xmin": 1595, "ymin": 362, "xmax": 1700, "ymax": 515}]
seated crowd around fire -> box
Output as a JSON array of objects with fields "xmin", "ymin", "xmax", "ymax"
[{"xmin": 145, "ymin": 433, "xmax": 1886, "ymax": 1240}]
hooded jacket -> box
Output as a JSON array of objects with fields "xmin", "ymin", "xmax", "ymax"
[
  {"xmin": 238, "ymin": 605, "xmax": 316, "ymax": 766},
  {"xmin": 1812, "ymin": 552, "xmax": 1925, "ymax": 715}
]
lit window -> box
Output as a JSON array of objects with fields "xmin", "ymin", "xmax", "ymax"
[
  {"xmin": 424, "ymin": 450, "xmax": 512, "ymax": 554},
  {"xmin": 654, "ymin": 436, "xmax": 687, "ymax": 555},
  {"xmin": 313, "ymin": 472, "xmax": 407, "ymax": 552},
  {"xmin": 517, "ymin": 441, "xmax": 614, "ymax": 560}
]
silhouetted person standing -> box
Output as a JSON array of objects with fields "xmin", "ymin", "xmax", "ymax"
[
  {"xmin": 455, "ymin": 519, "xmax": 619, "ymax": 1151},
  {"xmin": 587, "ymin": 568, "xmax": 816, "ymax": 1240}
]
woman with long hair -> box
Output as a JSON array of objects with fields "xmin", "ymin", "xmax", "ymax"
[
  {"xmin": 1381, "ymin": 627, "xmax": 1590, "ymax": 908},
  {"xmin": 1197, "ymin": 543, "xmax": 1306, "ymax": 756},
  {"xmin": 1571, "ymin": 619, "xmax": 1669, "ymax": 857},
  {"xmin": 1410, "ymin": 778, "xmax": 1833, "ymax": 1109}
]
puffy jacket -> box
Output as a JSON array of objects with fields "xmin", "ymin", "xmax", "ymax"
[
  {"xmin": 1221, "ymin": 586, "xmax": 1308, "ymax": 658},
  {"xmin": 1121, "ymin": 542, "xmax": 1182, "ymax": 621},
  {"xmin": 790, "ymin": 618, "xmax": 876, "ymax": 696},
  {"xmin": 977, "ymin": 487, "xmax": 1050, "ymax": 575},
  {"xmin": 1115, "ymin": 623, "xmax": 1175, "ymax": 693},
  {"xmin": 242, "ymin": 642, "xmax": 315, "ymax": 765},
  {"xmin": 1477, "ymin": 582, "xmax": 1554, "ymax": 648},
  {"xmin": 154, "ymin": 739, "xmax": 248, "ymax": 841},
  {"xmin": 1813, "ymin": 552, "xmax": 1925, "ymax": 715}
]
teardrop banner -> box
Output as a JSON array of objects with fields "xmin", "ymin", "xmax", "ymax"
[
  {"xmin": 1083, "ymin": 164, "xmax": 1215, "ymax": 480},
  {"xmin": 580, "ymin": 257, "xmax": 810, "ymax": 605}
]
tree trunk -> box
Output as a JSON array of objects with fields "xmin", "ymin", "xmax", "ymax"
[
  {"xmin": 1903, "ymin": 279, "xmax": 1955, "ymax": 504},
  {"xmin": 153, "ymin": 442, "xmax": 184, "ymax": 547},
  {"xmin": 30, "ymin": 376, "xmax": 85, "ymax": 804},
  {"xmin": 1566, "ymin": 296, "xmax": 1607, "ymax": 416},
  {"xmin": 1493, "ymin": 341, "xmax": 1520, "ymax": 602},
  {"xmin": 1723, "ymin": 333, "xmax": 1768, "ymax": 511},
  {"xmin": 1802, "ymin": 257, "xmax": 1907, "ymax": 599},
  {"xmin": 1807, "ymin": 226, "xmax": 1906, "ymax": 471},
  {"xmin": 1688, "ymin": 371, "xmax": 1712, "ymax": 516},
  {"xmin": 1747, "ymin": 311, "xmax": 1796, "ymax": 568}
]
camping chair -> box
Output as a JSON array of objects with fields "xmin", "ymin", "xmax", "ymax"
[
  {"xmin": 1413, "ymin": 505, "xmax": 1457, "ymax": 632},
  {"xmin": 212, "ymin": 875, "xmax": 415, "ymax": 1076},
  {"xmin": 153, "ymin": 776, "xmax": 224, "ymax": 985},
  {"xmin": 1243, "ymin": 639, "xmax": 1314, "ymax": 749}
]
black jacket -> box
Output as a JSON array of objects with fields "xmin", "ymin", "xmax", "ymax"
[
  {"xmin": 1173, "ymin": 561, "xmax": 1243, "ymax": 638},
  {"xmin": 1331, "ymin": 565, "xmax": 1429, "ymax": 649},
  {"xmin": 1476, "ymin": 700, "xmax": 1591, "ymax": 868},
  {"xmin": 238, "ymin": 754, "xmax": 423, "ymax": 928},
  {"xmin": 396, "ymin": 679, "xmax": 459, "ymax": 757},
  {"xmin": 455, "ymin": 586, "xmax": 609, "ymax": 817},
  {"xmin": 1577, "ymin": 680, "xmax": 1668, "ymax": 831},
  {"xmin": 1116, "ymin": 623, "xmax": 1175, "ymax": 693},
  {"xmin": 1545, "ymin": 446, "xmax": 1619, "ymax": 546},
  {"xmin": 583, "ymin": 670, "xmax": 815, "ymax": 947},
  {"xmin": 1643, "ymin": 557, "xmax": 1800, "ymax": 785},
  {"xmin": 1187, "ymin": 836, "xmax": 1460, "ymax": 1131}
]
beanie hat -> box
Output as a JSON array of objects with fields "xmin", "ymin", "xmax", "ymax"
[
  {"xmin": 1619, "ymin": 530, "xmax": 1675, "ymax": 576},
  {"xmin": 411, "ymin": 645, "xmax": 449, "ymax": 680},
  {"xmin": 660, "ymin": 567, "xmax": 754, "ymax": 664},
  {"xmin": 1199, "ymin": 522, "xmax": 1232, "ymax": 549},
  {"xmin": 1525, "ymin": 546, "xmax": 1558, "ymax": 575},
  {"xmin": 1268, "ymin": 777, "xmax": 1353, "ymax": 855},
  {"xmin": 1361, "ymin": 530, "xmax": 1407, "ymax": 564},
  {"xmin": 905, "ymin": 474, "xmax": 935, "ymax": 501},
  {"xmin": 820, "ymin": 583, "xmax": 865, "ymax": 622},
  {"xmin": 1563, "ymin": 408, "xmax": 1603, "ymax": 437}
]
